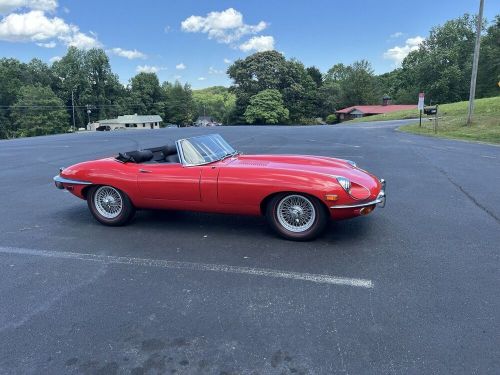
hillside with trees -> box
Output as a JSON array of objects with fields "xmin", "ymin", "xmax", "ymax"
[{"xmin": 0, "ymin": 13, "xmax": 498, "ymax": 138}]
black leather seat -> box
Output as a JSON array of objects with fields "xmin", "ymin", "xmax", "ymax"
[
  {"xmin": 161, "ymin": 144, "xmax": 180, "ymax": 163},
  {"xmin": 161, "ymin": 144, "xmax": 177, "ymax": 157},
  {"xmin": 165, "ymin": 154, "xmax": 180, "ymax": 163},
  {"xmin": 125, "ymin": 150, "xmax": 154, "ymax": 163}
]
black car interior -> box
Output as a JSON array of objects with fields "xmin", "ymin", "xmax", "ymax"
[{"xmin": 116, "ymin": 144, "xmax": 180, "ymax": 164}]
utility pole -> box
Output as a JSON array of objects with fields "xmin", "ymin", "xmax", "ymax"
[
  {"xmin": 86, "ymin": 105, "xmax": 91, "ymax": 125},
  {"xmin": 71, "ymin": 89, "xmax": 76, "ymax": 132},
  {"xmin": 467, "ymin": 0, "xmax": 484, "ymax": 126}
]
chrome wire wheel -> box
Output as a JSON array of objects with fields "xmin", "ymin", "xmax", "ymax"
[
  {"xmin": 93, "ymin": 186, "xmax": 123, "ymax": 219},
  {"xmin": 276, "ymin": 194, "xmax": 316, "ymax": 233}
]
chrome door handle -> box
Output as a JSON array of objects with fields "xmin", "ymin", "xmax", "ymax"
[{"xmin": 139, "ymin": 169, "xmax": 152, "ymax": 173}]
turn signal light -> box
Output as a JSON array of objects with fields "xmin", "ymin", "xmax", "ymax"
[
  {"xmin": 325, "ymin": 195, "xmax": 339, "ymax": 201},
  {"xmin": 359, "ymin": 206, "xmax": 374, "ymax": 215}
]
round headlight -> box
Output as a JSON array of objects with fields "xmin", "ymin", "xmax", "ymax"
[{"xmin": 336, "ymin": 176, "xmax": 351, "ymax": 192}]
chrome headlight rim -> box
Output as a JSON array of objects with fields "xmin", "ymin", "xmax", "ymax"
[
  {"xmin": 344, "ymin": 159, "xmax": 357, "ymax": 167},
  {"xmin": 336, "ymin": 176, "xmax": 351, "ymax": 193}
]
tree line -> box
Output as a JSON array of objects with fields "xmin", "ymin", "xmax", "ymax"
[{"xmin": 0, "ymin": 13, "xmax": 498, "ymax": 138}]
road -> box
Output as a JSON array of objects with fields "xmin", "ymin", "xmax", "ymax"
[{"xmin": 0, "ymin": 121, "xmax": 499, "ymax": 374}]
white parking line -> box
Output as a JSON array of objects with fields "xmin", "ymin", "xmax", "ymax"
[{"xmin": 0, "ymin": 246, "xmax": 373, "ymax": 289}]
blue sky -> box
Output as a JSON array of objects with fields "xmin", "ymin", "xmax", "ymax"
[{"xmin": 0, "ymin": 0, "xmax": 497, "ymax": 89}]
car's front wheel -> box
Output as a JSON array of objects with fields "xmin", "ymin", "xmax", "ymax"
[
  {"xmin": 87, "ymin": 185, "xmax": 135, "ymax": 226},
  {"xmin": 266, "ymin": 193, "xmax": 328, "ymax": 241}
]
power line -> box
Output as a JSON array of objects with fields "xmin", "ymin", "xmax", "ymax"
[{"xmin": 0, "ymin": 104, "xmax": 148, "ymax": 109}]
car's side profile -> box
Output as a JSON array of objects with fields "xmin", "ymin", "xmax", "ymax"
[{"xmin": 54, "ymin": 134, "xmax": 386, "ymax": 240}]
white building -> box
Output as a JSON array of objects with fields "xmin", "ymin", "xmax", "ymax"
[{"xmin": 87, "ymin": 114, "xmax": 162, "ymax": 131}]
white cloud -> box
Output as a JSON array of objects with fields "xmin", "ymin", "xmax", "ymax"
[
  {"xmin": 175, "ymin": 62, "xmax": 186, "ymax": 70},
  {"xmin": 223, "ymin": 58, "xmax": 231, "ymax": 64},
  {"xmin": 390, "ymin": 31, "xmax": 404, "ymax": 39},
  {"xmin": 208, "ymin": 66, "xmax": 223, "ymax": 74},
  {"xmin": 59, "ymin": 29, "xmax": 101, "ymax": 49},
  {"xmin": 239, "ymin": 35, "xmax": 274, "ymax": 52},
  {"xmin": 383, "ymin": 36, "xmax": 424, "ymax": 65},
  {"xmin": 36, "ymin": 40, "xmax": 55, "ymax": 47},
  {"xmin": 0, "ymin": 10, "xmax": 70, "ymax": 41},
  {"xmin": 0, "ymin": 0, "xmax": 57, "ymax": 14},
  {"xmin": 173, "ymin": 74, "xmax": 182, "ymax": 80},
  {"xmin": 198, "ymin": 77, "xmax": 206, "ymax": 81},
  {"xmin": 163, "ymin": 25, "xmax": 170, "ymax": 33},
  {"xmin": 49, "ymin": 55, "xmax": 60, "ymax": 63},
  {"xmin": 0, "ymin": 10, "xmax": 100, "ymax": 49},
  {"xmin": 136, "ymin": 65, "xmax": 159, "ymax": 73},
  {"xmin": 181, "ymin": 8, "xmax": 268, "ymax": 44},
  {"xmin": 136, "ymin": 65, "xmax": 167, "ymax": 74},
  {"xmin": 109, "ymin": 47, "xmax": 146, "ymax": 59}
]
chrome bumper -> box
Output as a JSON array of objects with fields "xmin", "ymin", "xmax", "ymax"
[
  {"xmin": 53, "ymin": 175, "xmax": 92, "ymax": 189},
  {"xmin": 331, "ymin": 179, "xmax": 386, "ymax": 209}
]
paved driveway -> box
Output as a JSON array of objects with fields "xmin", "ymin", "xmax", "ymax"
[{"xmin": 0, "ymin": 121, "xmax": 499, "ymax": 374}]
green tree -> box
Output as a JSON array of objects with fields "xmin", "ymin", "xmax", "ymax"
[
  {"xmin": 0, "ymin": 59, "xmax": 27, "ymax": 137},
  {"xmin": 193, "ymin": 86, "xmax": 236, "ymax": 124},
  {"xmin": 228, "ymin": 51, "xmax": 289, "ymax": 122},
  {"xmin": 163, "ymin": 81, "xmax": 195, "ymax": 125},
  {"xmin": 307, "ymin": 66, "xmax": 323, "ymax": 87},
  {"xmin": 11, "ymin": 85, "xmax": 69, "ymax": 137},
  {"xmin": 340, "ymin": 60, "xmax": 378, "ymax": 106},
  {"xmin": 129, "ymin": 72, "xmax": 164, "ymax": 115},
  {"xmin": 397, "ymin": 14, "xmax": 478, "ymax": 104},
  {"xmin": 244, "ymin": 89, "xmax": 289, "ymax": 124},
  {"xmin": 52, "ymin": 47, "xmax": 89, "ymax": 127},
  {"xmin": 477, "ymin": 15, "xmax": 500, "ymax": 98},
  {"xmin": 323, "ymin": 60, "xmax": 378, "ymax": 109},
  {"xmin": 282, "ymin": 59, "xmax": 319, "ymax": 122},
  {"xmin": 228, "ymin": 51, "xmax": 320, "ymax": 123},
  {"xmin": 80, "ymin": 48, "xmax": 121, "ymax": 121}
]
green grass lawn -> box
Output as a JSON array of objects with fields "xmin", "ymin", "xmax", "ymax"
[{"xmin": 346, "ymin": 96, "xmax": 500, "ymax": 144}]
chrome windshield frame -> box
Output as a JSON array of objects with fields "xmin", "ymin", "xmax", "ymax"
[{"xmin": 175, "ymin": 134, "xmax": 236, "ymax": 167}]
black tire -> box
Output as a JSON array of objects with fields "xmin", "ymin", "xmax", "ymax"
[
  {"xmin": 87, "ymin": 185, "xmax": 135, "ymax": 226},
  {"xmin": 266, "ymin": 193, "xmax": 328, "ymax": 241}
]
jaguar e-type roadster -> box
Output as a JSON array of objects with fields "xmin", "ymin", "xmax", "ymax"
[{"xmin": 54, "ymin": 134, "xmax": 386, "ymax": 240}]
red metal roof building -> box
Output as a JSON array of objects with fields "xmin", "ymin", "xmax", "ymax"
[{"xmin": 335, "ymin": 104, "xmax": 417, "ymax": 121}]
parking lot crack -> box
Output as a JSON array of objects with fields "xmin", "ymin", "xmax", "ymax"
[
  {"xmin": 411, "ymin": 146, "xmax": 500, "ymax": 226},
  {"xmin": 0, "ymin": 265, "xmax": 107, "ymax": 333}
]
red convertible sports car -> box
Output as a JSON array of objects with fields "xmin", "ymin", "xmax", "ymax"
[{"xmin": 54, "ymin": 134, "xmax": 386, "ymax": 240}]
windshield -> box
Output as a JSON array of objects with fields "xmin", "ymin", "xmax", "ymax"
[{"xmin": 177, "ymin": 134, "xmax": 236, "ymax": 166}]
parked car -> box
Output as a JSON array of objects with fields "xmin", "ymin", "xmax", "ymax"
[
  {"xmin": 96, "ymin": 125, "xmax": 111, "ymax": 131},
  {"xmin": 54, "ymin": 134, "xmax": 386, "ymax": 240}
]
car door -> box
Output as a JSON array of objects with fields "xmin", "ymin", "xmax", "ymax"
[{"xmin": 137, "ymin": 163, "xmax": 202, "ymax": 201}]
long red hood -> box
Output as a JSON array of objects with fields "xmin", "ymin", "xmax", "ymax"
[{"xmin": 225, "ymin": 154, "xmax": 381, "ymax": 200}]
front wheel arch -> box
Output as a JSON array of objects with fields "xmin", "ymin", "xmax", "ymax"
[
  {"xmin": 86, "ymin": 185, "xmax": 135, "ymax": 226},
  {"xmin": 81, "ymin": 185, "xmax": 93, "ymax": 199},
  {"xmin": 260, "ymin": 191, "xmax": 329, "ymax": 216},
  {"xmin": 265, "ymin": 192, "xmax": 329, "ymax": 241}
]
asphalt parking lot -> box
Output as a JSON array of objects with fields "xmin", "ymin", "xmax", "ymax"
[{"xmin": 0, "ymin": 121, "xmax": 499, "ymax": 374}]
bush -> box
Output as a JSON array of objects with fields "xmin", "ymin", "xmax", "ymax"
[
  {"xmin": 298, "ymin": 118, "xmax": 325, "ymax": 125},
  {"xmin": 326, "ymin": 114, "xmax": 337, "ymax": 124}
]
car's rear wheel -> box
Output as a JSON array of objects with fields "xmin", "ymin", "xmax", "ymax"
[
  {"xmin": 266, "ymin": 193, "xmax": 328, "ymax": 241},
  {"xmin": 87, "ymin": 185, "xmax": 135, "ymax": 226}
]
